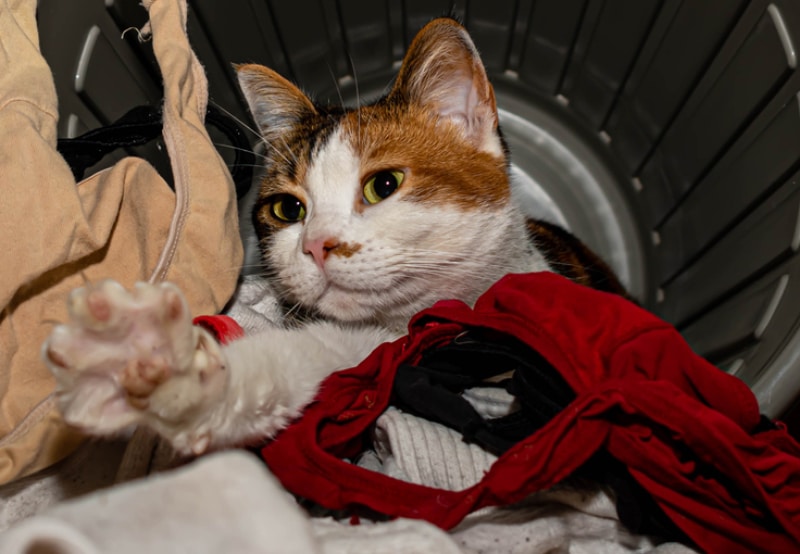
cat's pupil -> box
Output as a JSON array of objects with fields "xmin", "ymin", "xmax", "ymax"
[
  {"xmin": 281, "ymin": 197, "xmax": 303, "ymax": 219},
  {"xmin": 270, "ymin": 194, "xmax": 306, "ymax": 222},
  {"xmin": 372, "ymin": 171, "xmax": 399, "ymax": 199}
]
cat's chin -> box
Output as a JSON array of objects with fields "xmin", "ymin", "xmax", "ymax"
[
  {"xmin": 310, "ymin": 283, "xmax": 416, "ymax": 330},
  {"xmin": 314, "ymin": 285, "xmax": 382, "ymax": 322}
]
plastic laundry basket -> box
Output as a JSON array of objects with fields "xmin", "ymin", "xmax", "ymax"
[{"xmin": 36, "ymin": 0, "xmax": 800, "ymax": 418}]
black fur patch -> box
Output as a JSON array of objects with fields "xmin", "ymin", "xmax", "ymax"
[{"xmin": 526, "ymin": 219, "xmax": 630, "ymax": 299}]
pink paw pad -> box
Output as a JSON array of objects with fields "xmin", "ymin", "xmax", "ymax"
[{"xmin": 42, "ymin": 280, "xmax": 204, "ymax": 435}]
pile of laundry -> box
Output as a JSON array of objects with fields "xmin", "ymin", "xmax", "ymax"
[
  {"xmin": 4, "ymin": 272, "xmax": 800, "ymax": 553},
  {"xmin": 256, "ymin": 272, "xmax": 800, "ymax": 553}
]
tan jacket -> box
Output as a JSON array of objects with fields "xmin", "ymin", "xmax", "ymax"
[{"xmin": 0, "ymin": 0, "xmax": 243, "ymax": 483}]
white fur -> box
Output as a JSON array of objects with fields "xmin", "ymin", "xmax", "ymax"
[{"xmin": 201, "ymin": 321, "xmax": 397, "ymax": 449}]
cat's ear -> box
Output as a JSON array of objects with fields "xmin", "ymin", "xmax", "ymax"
[
  {"xmin": 390, "ymin": 18, "xmax": 501, "ymax": 156},
  {"xmin": 235, "ymin": 64, "xmax": 317, "ymax": 146}
]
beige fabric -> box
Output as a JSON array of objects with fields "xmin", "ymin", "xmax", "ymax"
[{"xmin": 0, "ymin": 0, "xmax": 243, "ymax": 484}]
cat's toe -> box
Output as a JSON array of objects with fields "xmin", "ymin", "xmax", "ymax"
[
  {"xmin": 42, "ymin": 326, "xmax": 70, "ymax": 371},
  {"xmin": 42, "ymin": 322, "xmax": 107, "ymax": 377},
  {"xmin": 66, "ymin": 279, "xmax": 130, "ymax": 332},
  {"xmin": 131, "ymin": 281, "xmax": 189, "ymax": 324}
]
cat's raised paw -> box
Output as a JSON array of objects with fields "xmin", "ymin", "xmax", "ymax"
[{"xmin": 43, "ymin": 280, "xmax": 226, "ymax": 445}]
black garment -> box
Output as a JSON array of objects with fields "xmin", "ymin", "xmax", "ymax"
[{"xmin": 56, "ymin": 103, "xmax": 255, "ymax": 199}]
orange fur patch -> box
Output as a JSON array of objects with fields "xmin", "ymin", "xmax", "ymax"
[
  {"xmin": 331, "ymin": 242, "xmax": 362, "ymax": 258},
  {"xmin": 341, "ymin": 103, "xmax": 510, "ymax": 211}
]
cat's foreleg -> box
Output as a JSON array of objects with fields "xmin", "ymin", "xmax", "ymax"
[
  {"xmin": 43, "ymin": 280, "xmax": 393, "ymax": 454},
  {"xmin": 194, "ymin": 319, "xmax": 394, "ymax": 450}
]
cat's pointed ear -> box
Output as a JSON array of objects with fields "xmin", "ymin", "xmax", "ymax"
[
  {"xmin": 235, "ymin": 64, "xmax": 317, "ymax": 146},
  {"xmin": 390, "ymin": 18, "xmax": 501, "ymax": 156}
]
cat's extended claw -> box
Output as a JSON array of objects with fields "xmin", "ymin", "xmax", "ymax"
[{"xmin": 43, "ymin": 280, "xmax": 227, "ymax": 452}]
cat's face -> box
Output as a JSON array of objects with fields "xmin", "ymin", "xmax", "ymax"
[{"xmin": 237, "ymin": 19, "xmax": 539, "ymax": 327}]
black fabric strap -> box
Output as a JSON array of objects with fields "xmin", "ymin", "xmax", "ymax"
[
  {"xmin": 57, "ymin": 105, "xmax": 162, "ymax": 181},
  {"xmin": 394, "ymin": 331, "xmax": 575, "ymax": 455},
  {"xmin": 393, "ymin": 363, "xmax": 517, "ymax": 454},
  {"xmin": 56, "ymin": 103, "xmax": 255, "ymax": 199}
]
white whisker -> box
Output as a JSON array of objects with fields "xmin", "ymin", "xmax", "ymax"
[
  {"xmin": 348, "ymin": 53, "xmax": 362, "ymax": 148},
  {"xmin": 210, "ymin": 102, "xmax": 297, "ymax": 167},
  {"xmin": 210, "ymin": 102, "xmax": 262, "ymax": 139},
  {"xmin": 275, "ymin": 133, "xmax": 299, "ymax": 166},
  {"xmin": 326, "ymin": 63, "xmax": 346, "ymax": 110},
  {"xmin": 213, "ymin": 142, "xmax": 269, "ymax": 162}
]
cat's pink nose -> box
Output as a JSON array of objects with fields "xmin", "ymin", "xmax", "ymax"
[{"xmin": 303, "ymin": 237, "xmax": 340, "ymax": 269}]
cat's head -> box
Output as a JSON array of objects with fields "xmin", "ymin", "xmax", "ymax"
[{"xmin": 236, "ymin": 18, "xmax": 535, "ymax": 328}]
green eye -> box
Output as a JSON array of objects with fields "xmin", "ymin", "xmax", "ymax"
[
  {"xmin": 363, "ymin": 170, "xmax": 404, "ymax": 205},
  {"xmin": 270, "ymin": 194, "xmax": 306, "ymax": 223}
]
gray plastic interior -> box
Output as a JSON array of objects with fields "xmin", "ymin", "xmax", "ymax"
[{"xmin": 37, "ymin": 0, "xmax": 800, "ymax": 418}]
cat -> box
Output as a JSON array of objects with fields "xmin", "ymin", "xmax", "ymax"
[{"xmin": 43, "ymin": 18, "xmax": 625, "ymax": 455}]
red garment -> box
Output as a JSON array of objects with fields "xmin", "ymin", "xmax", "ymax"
[
  {"xmin": 250, "ymin": 272, "xmax": 800, "ymax": 553},
  {"xmin": 192, "ymin": 314, "xmax": 245, "ymax": 344}
]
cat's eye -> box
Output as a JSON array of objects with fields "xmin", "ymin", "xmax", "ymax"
[
  {"xmin": 270, "ymin": 194, "xmax": 306, "ymax": 223},
  {"xmin": 363, "ymin": 170, "xmax": 404, "ymax": 205}
]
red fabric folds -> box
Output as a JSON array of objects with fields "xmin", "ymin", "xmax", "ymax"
[{"xmin": 256, "ymin": 272, "xmax": 800, "ymax": 553}]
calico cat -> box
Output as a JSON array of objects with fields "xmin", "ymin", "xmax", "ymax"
[{"xmin": 43, "ymin": 18, "xmax": 625, "ymax": 455}]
